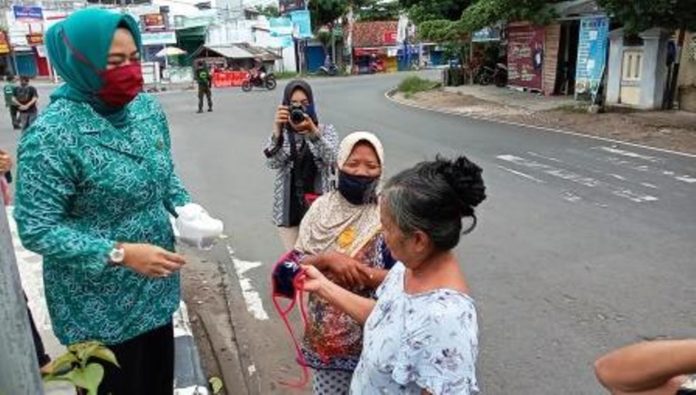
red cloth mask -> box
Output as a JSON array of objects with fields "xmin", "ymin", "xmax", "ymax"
[{"xmin": 97, "ymin": 62, "xmax": 144, "ymax": 107}]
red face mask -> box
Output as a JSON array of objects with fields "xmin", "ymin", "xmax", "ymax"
[{"xmin": 97, "ymin": 62, "xmax": 144, "ymax": 107}]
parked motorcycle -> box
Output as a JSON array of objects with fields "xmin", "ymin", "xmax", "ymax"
[
  {"xmin": 318, "ymin": 63, "xmax": 339, "ymax": 76},
  {"xmin": 242, "ymin": 72, "xmax": 277, "ymax": 92},
  {"xmin": 476, "ymin": 63, "xmax": 508, "ymax": 87}
]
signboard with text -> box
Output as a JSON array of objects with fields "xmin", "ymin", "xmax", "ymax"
[
  {"xmin": 141, "ymin": 13, "xmax": 166, "ymax": 32},
  {"xmin": 383, "ymin": 31, "xmax": 397, "ymax": 44},
  {"xmin": 279, "ymin": 0, "xmax": 306, "ymax": 15},
  {"xmin": 575, "ymin": 16, "xmax": 609, "ymax": 95},
  {"xmin": 142, "ymin": 31, "xmax": 176, "ymax": 46},
  {"xmin": 507, "ymin": 23, "xmax": 544, "ymax": 90},
  {"xmin": 13, "ymin": 5, "xmax": 43, "ymax": 22}
]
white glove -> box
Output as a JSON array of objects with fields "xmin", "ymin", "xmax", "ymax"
[{"xmin": 173, "ymin": 203, "xmax": 224, "ymax": 250}]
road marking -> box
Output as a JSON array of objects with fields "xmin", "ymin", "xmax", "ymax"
[
  {"xmin": 226, "ymin": 245, "xmax": 269, "ymax": 321},
  {"xmin": 596, "ymin": 146, "xmax": 662, "ymax": 163},
  {"xmin": 527, "ymin": 151, "xmax": 564, "ymax": 163},
  {"xmin": 174, "ymin": 386, "xmax": 209, "ymax": 395},
  {"xmin": 675, "ymin": 175, "xmax": 696, "ymax": 184},
  {"xmin": 174, "ymin": 301, "xmax": 194, "ymax": 338},
  {"xmin": 610, "ymin": 174, "xmax": 627, "ymax": 181},
  {"xmin": 496, "ymin": 154, "xmax": 659, "ymax": 203},
  {"xmin": 386, "ymin": 90, "xmax": 696, "ymax": 159},
  {"xmin": 641, "ymin": 183, "xmax": 658, "ymax": 189},
  {"xmin": 497, "ymin": 165, "xmax": 545, "ymax": 183},
  {"xmin": 562, "ymin": 191, "xmax": 583, "ymax": 203}
]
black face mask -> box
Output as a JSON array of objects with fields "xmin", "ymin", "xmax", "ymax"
[{"xmin": 338, "ymin": 171, "xmax": 379, "ymax": 205}]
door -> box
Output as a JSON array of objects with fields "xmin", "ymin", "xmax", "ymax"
[{"xmin": 619, "ymin": 49, "xmax": 643, "ymax": 105}]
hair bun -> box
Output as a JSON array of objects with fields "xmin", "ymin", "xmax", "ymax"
[{"xmin": 435, "ymin": 155, "xmax": 486, "ymax": 216}]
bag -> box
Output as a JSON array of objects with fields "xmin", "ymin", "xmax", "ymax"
[{"xmin": 271, "ymin": 250, "xmax": 310, "ymax": 388}]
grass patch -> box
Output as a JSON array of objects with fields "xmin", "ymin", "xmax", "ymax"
[
  {"xmin": 397, "ymin": 76, "xmax": 441, "ymax": 95},
  {"xmin": 275, "ymin": 71, "xmax": 301, "ymax": 80}
]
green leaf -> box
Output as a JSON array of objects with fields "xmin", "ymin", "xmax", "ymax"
[
  {"xmin": 42, "ymin": 351, "xmax": 79, "ymax": 379},
  {"xmin": 63, "ymin": 363, "xmax": 105, "ymax": 395},
  {"xmin": 88, "ymin": 345, "xmax": 120, "ymax": 368},
  {"xmin": 209, "ymin": 377, "xmax": 224, "ymax": 394}
]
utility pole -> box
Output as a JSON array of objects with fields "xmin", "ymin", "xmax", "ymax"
[{"xmin": 0, "ymin": 205, "xmax": 45, "ymax": 395}]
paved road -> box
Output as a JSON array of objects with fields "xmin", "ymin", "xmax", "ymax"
[{"xmin": 2, "ymin": 73, "xmax": 695, "ymax": 394}]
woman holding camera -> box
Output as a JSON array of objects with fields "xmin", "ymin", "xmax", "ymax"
[
  {"xmin": 264, "ymin": 80, "xmax": 338, "ymax": 251},
  {"xmin": 301, "ymin": 155, "xmax": 486, "ymax": 395},
  {"xmin": 296, "ymin": 131, "xmax": 394, "ymax": 394}
]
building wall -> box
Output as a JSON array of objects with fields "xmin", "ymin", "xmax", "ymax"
[
  {"xmin": 677, "ymin": 31, "xmax": 696, "ymax": 111},
  {"xmin": 543, "ymin": 23, "xmax": 561, "ymax": 95}
]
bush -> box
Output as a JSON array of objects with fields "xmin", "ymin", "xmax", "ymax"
[{"xmin": 397, "ymin": 76, "xmax": 441, "ymax": 95}]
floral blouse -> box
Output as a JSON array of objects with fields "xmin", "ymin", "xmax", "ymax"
[
  {"xmin": 351, "ymin": 263, "xmax": 479, "ymax": 394},
  {"xmin": 301, "ymin": 234, "xmax": 395, "ymax": 371}
]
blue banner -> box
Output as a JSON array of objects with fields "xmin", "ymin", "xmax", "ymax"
[
  {"xmin": 13, "ymin": 5, "xmax": 43, "ymax": 21},
  {"xmin": 575, "ymin": 16, "xmax": 609, "ymax": 96},
  {"xmin": 290, "ymin": 10, "xmax": 312, "ymax": 39},
  {"xmin": 269, "ymin": 17, "xmax": 293, "ymax": 37}
]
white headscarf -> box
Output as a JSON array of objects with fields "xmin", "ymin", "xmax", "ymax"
[{"xmin": 295, "ymin": 131, "xmax": 385, "ymax": 257}]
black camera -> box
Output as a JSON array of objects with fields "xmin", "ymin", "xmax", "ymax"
[{"xmin": 289, "ymin": 104, "xmax": 306, "ymax": 124}]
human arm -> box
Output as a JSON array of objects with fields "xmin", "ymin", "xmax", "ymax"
[
  {"xmin": 594, "ymin": 339, "xmax": 696, "ymax": 393},
  {"xmin": 263, "ymin": 106, "xmax": 292, "ymax": 169},
  {"xmin": 15, "ymin": 125, "xmax": 186, "ymax": 278},
  {"xmin": 303, "ymin": 251, "xmax": 387, "ymax": 288},
  {"xmin": 304, "ymin": 123, "xmax": 338, "ymax": 168},
  {"xmin": 0, "ymin": 149, "xmax": 13, "ymax": 174},
  {"xmin": 300, "ymin": 265, "xmax": 376, "ymax": 325}
]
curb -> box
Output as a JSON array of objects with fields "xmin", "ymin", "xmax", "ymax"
[
  {"xmin": 385, "ymin": 89, "xmax": 696, "ymax": 159},
  {"xmin": 174, "ymin": 301, "xmax": 210, "ymax": 395}
]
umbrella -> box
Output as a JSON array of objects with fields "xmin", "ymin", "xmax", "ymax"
[{"xmin": 155, "ymin": 47, "xmax": 187, "ymax": 57}]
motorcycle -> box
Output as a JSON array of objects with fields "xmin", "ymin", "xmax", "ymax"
[
  {"xmin": 475, "ymin": 63, "xmax": 508, "ymax": 87},
  {"xmin": 242, "ymin": 71, "xmax": 277, "ymax": 92},
  {"xmin": 318, "ymin": 63, "xmax": 339, "ymax": 76}
]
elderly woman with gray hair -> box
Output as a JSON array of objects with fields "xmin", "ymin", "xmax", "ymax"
[{"xmin": 302, "ymin": 154, "xmax": 487, "ymax": 395}]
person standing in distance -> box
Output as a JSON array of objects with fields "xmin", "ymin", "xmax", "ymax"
[{"xmin": 195, "ymin": 61, "xmax": 213, "ymax": 113}]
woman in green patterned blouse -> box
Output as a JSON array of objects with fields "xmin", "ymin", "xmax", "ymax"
[{"xmin": 14, "ymin": 9, "xmax": 190, "ymax": 394}]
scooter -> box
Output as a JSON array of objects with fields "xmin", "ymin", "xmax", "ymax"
[
  {"xmin": 242, "ymin": 71, "xmax": 277, "ymax": 92},
  {"xmin": 318, "ymin": 63, "xmax": 339, "ymax": 76}
]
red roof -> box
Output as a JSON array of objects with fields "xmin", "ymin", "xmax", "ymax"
[{"xmin": 352, "ymin": 21, "xmax": 398, "ymax": 48}]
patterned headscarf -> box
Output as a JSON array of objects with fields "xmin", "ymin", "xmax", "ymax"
[{"xmin": 295, "ymin": 132, "xmax": 385, "ymax": 257}]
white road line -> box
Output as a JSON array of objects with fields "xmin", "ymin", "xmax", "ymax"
[
  {"xmin": 527, "ymin": 151, "xmax": 564, "ymax": 163},
  {"xmin": 174, "ymin": 301, "xmax": 194, "ymax": 338},
  {"xmin": 226, "ymin": 245, "xmax": 269, "ymax": 321},
  {"xmin": 610, "ymin": 174, "xmax": 627, "ymax": 181},
  {"xmin": 641, "ymin": 183, "xmax": 659, "ymax": 189},
  {"xmin": 386, "ymin": 90, "xmax": 696, "ymax": 159},
  {"xmin": 675, "ymin": 175, "xmax": 696, "ymax": 184},
  {"xmin": 497, "ymin": 154, "xmax": 659, "ymax": 203},
  {"xmin": 596, "ymin": 146, "xmax": 662, "ymax": 163},
  {"xmin": 174, "ymin": 386, "xmax": 209, "ymax": 395},
  {"xmin": 497, "ymin": 165, "xmax": 545, "ymax": 183},
  {"xmin": 562, "ymin": 191, "xmax": 583, "ymax": 203}
]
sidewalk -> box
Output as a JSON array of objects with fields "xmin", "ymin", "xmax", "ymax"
[
  {"xmin": 392, "ymin": 84, "xmax": 696, "ymax": 155},
  {"xmin": 6, "ymin": 206, "xmax": 209, "ymax": 395}
]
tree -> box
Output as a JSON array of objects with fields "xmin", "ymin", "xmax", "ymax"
[
  {"xmin": 459, "ymin": 0, "xmax": 556, "ymax": 32},
  {"xmin": 398, "ymin": 0, "xmax": 472, "ymax": 23},
  {"xmin": 596, "ymin": 0, "xmax": 696, "ymax": 33},
  {"xmin": 356, "ymin": 0, "xmax": 401, "ymax": 22},
  {"xmin": 254, "ymin": 4, "xmax": 280, "ymax": 18}
]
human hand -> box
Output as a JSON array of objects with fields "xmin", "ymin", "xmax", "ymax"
[
  {"xmin": 121, "ymin": 243, "xmax": 186, "ymax": 278},
  {"xmin": 299, "ymin": 265, "xmax": 330, "ymax": 293},
  {"xmin": 0, "ymin": 150, "xmax": 13, "ymax": 174},
  {"xmin": 273, "ymin": 105, "xmax": 290, "ymax": 137},
  {"xmin": 321, "ymin": 251, "xmax": 371, "ymax": 288},
  {"xmin": 290, "ymin": 114, "xmax": 318, "ymax": 136}
]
